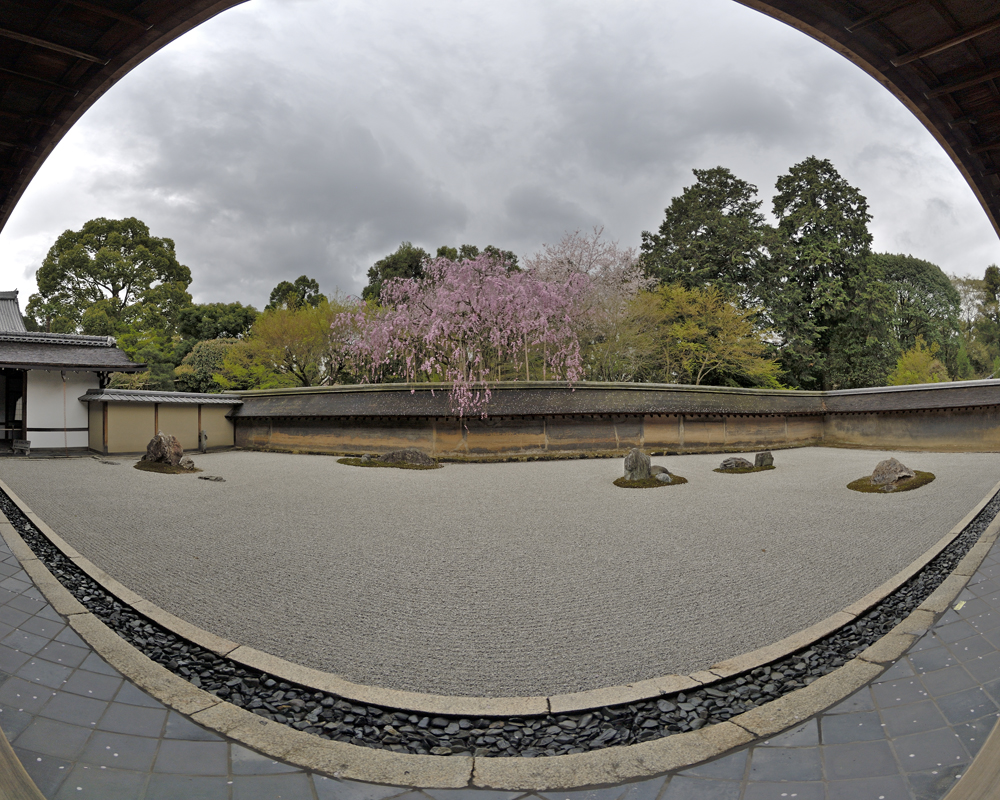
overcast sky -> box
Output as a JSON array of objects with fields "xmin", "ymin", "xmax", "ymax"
[{"xmin": 2, "ymin": 0, "xmax": 998, "ymax": 309}]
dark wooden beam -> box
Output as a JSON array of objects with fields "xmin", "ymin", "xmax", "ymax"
[
  {"xmin": 0, "ymin": 139, "xmax": 35, "ymax": 153},
  {"xmin": 61, "ymin": 0, "xmax": 153, "ymax": 30},
  {"xmin": 0, "ymin": 108, "xmax": 47, "ymax": 125},
  {"xmin": 892, "ymin": 14, "xmax": 1000, "ymax": 66},
  {"xmin": 0, "ymin": 26, "xmax": 109, "ymax": 65},
  {"xmin": 0, "ymin": 66, "xmax": 77, "ymax": 95},
  {"xmin": 954, "ymin": 108, "xmax": 1000, "ymax": 128},
  {"xmin": 926, "ymin": 66, "xmax": 1000, "ymax": 98},
  {"xmin": 970, "ymin": 140, "xmax": 1000, "ymax": 154},
  {"xmin": 846, "ymin": 0, "xmax": 918, "ymax": 33}
]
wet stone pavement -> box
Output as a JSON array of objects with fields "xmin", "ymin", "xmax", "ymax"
[{"xmin": 0, "ymin": 530, "xmax": 997, "ymax": 796}]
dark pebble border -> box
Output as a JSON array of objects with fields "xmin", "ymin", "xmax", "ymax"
[{"xmin": 0, "ymin": 486, "xmax": 996, "ymax": 760}]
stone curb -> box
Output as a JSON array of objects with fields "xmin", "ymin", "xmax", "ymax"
[{"xmin": 0, "ymin": 475, "xmax": 997, "ymax": 790}]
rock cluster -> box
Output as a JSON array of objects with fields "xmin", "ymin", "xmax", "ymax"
[
  {"xmin": 623, "ymin": 448, "xmax": 651, "ymax": 480},
  {"xmin": 142, "ymin": 431, "xmax": 196, "ymax": 471},
  {"xmin": 623, "ymin": 449, "xmax": 674, "ymax": 483},
  {"xmin": 650, "ymin": 465, "xmax": 673, "ymax": 484},
  {"xmin": 360, "ymin": 450, "xmax": 437, "ymax": 467},
  {"xmin": 719, "ymin": 457, "xmax": 753, "ymax": 471},
  {"xmin": 755, "ymin": 451, "xmax": 774, "ymax": 468},
  {"xmin": 2, "ymin": 481, "xmax": 996, "ymax": 760},
  {"xmin": 378, "ymin": 450, "xmax": 437, "ymax": 467},
  {"xmin": 870, "ymin": 458, "xmax": 915, "ymax": 490}
]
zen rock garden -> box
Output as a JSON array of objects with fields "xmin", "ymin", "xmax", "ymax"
[
  {"xmin": 848, "ymin": 456, "xmax": 935, "ymax": 494},
  {"xmin": 339, "ymin": 449, "xmax": 442, "ymax": 470},
  {"xmin": 615, "ymin": 448, "xmax": 932, "ymax": 496},
  {"xmin": 616, "ymin": 448, "xmax": 686, "ymax": 488},
  {"xmin": 716, "ymin": 451, "xmax": 775, "ymax": 473},
  {"xmin": 134, "ymin": 431, "xmax": 203, "ymax": 475}
]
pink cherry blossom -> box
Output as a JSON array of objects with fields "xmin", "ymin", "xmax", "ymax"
[{"xmin": 337, "ymin": 253, "xmax": 590, "ymax": 417}]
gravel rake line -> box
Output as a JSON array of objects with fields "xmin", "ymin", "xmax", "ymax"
[{"xmin": 0, "ymin": 485, "xmax": 996, "ymax": 759}]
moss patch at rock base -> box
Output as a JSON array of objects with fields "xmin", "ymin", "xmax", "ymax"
[
  {"xmin": 847, "ymin": 470, "xmax": 935, "ymax": 494},
  {"xmin": 713, "ymin": 465, "xmax": 777, "ymax": 475},
  {"xmin": 133, "ymin": 461, "xmax": 202, "ymax": 475},
  {"xmin": 338, "ymin": 457, "xmax": 442, "ymax": 470},
  {"xmin": 613, "ymin": 475, "xmax": 688, "ymax": 489}
]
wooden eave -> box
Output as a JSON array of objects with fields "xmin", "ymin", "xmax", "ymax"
[
  {"xmin": 738, "ymin": 0, "xmax": 1000, "ymax": 237},
  {"xmin": 0, "ymin": 0, "xmax": 247, "ymax": 230}
]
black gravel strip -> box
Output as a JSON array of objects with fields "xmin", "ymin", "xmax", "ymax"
[{"xmin": 0, "ymin": 486, "xmax": 996, "ymax": 758}]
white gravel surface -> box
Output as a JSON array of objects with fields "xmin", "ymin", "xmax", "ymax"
[{"xmin": 0, "ymin": 447, "xmax": 996, "ymax": 697}]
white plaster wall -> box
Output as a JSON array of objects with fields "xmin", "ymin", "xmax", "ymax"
[{"xmin": 26, "ymin": 370, "xmax": 98, "ymax": 449}]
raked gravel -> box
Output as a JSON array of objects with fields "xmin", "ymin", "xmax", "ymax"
[{"xmin": 0, "ymin": 447, "xmax": 995, "ymax": 698}]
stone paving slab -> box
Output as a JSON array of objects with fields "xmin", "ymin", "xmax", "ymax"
[{"xmin": 0, "ymin": 448, "xmax": 997, "ymax": 698}]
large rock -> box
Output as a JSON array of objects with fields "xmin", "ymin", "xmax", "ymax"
[
  {"xmin": 624, "ymin": 448, "xmax": 651, "ymax": 481},
  {"xmin": 142, "ymin": 431, "xmax": 184, "ymax": 466},
  {"xmin": 755, "ymin": 451, "xmax": 774, "ymax": 468},
  {"xmin": 871, "ymin": 458, "xmax": 915, "ymax": 486},
  {"xmin": 719, "ymin": 457, "xmax": 753, "ymax": 471},
  {"xmin": 378, "ymin": 449, "xmax": 437, "ymax": 467}
]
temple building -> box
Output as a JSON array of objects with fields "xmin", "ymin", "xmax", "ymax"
[{"xmin": 0, "ymin": 290, "xmax": 143, "ymax": 454}]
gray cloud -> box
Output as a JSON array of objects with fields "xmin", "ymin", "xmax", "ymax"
[{"xmin": 0, "ymin": 0, "xmax": 997, "ymax": 309}]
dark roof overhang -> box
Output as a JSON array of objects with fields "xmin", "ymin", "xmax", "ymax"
[
  {"xmin": 0, "ymin": 0, "xmax": 247, "ymax": 232},
  {"xmin": 739, "ymin": 0, "xmax": 1000, "ymax": 237},
  {"xmin": 0, "ymin": 360, "xmax": 144, "ymax": 371}
]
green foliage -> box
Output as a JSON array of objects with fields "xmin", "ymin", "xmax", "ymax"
[
  {"xmin": 80, "ymin": 299, "xmax": 118, "ymax": 337},
  {"xmin": 873, "ymin": 253, "xmax": 960, "ymax": 358},
  {"xmin": 631, "ymin": 284, "xmax": 781, "ymax": 387},
  {"xmin": 640, "ymin": 166, "xmax": 767, "ymax": 306},
  {"xmin": 107, "ymin": 371, "xmax": 152, "ymax": 390},
  {"xmin": 214, "ymin": 296, "xmax": 356, "ymax": 390},
  {"xmin": 768, "ymin": 156, "xmax": 873, "ymax": 389},
  {"xmin": 436, "ymin": 244, "xmax": 519, "ymax": 269},
  {"xmin": 176, "ymin": 302, "xmax": 257, "ymax": 340},
  {"xmin": 943, "ymin": 269, "xmax": 1000, "ymax": 380},
  {"xmin": 985, "ymin": 265, "xmax": 1000, "ymax": 301},
  {"xmin": 25, "ymin": 217, "xmax": 192, "ymax": 333},
  {"xmin": 362, "ymin": 242, "xmax": 430, "ymax": 302},
  {"xmin": 823, "ymin": 258, "xmax": 899, "ymax": 389},
  {"xmin": 175, "ymin": 339, "xmax": 239, "ymax": 393},
  {"xmin": 363, "ymin": 243, "xmax": 520, "ymax": 303},
  {"xmin": 266, "ymin": 276, "xmax": 322, "ymax": 310},
  {"xmin": 887, "ymin": 337, "xmax": 950, "ymax": 385},
  {"xmin": 954, "ymin": 340, "xmax": 975, "ymax": 381},
  {"xmin": 437, "ymin": 244, "xmax": 474, "ymax": 261}
]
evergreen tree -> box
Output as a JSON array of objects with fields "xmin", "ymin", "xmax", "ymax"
[
  {"xmin": 768, "ymin": 157, "xmax": 873, "ymax": 389},
  {"xmin": 640, "ymin": 167, "xmax": 768, "ymax": 308},
  {"xmin": 361, "ymin": 242, "xmax": 429, "ymax": 302}
]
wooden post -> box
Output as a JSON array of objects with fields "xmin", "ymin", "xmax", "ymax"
[{"xmin": 19, "ymin": 370, "xmax": 26, "ymax": 441}]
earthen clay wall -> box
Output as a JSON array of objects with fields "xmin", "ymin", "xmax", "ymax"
[{"xmin": 231, "ymin": 381, "xmax": 1000, "ymax": 457}]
